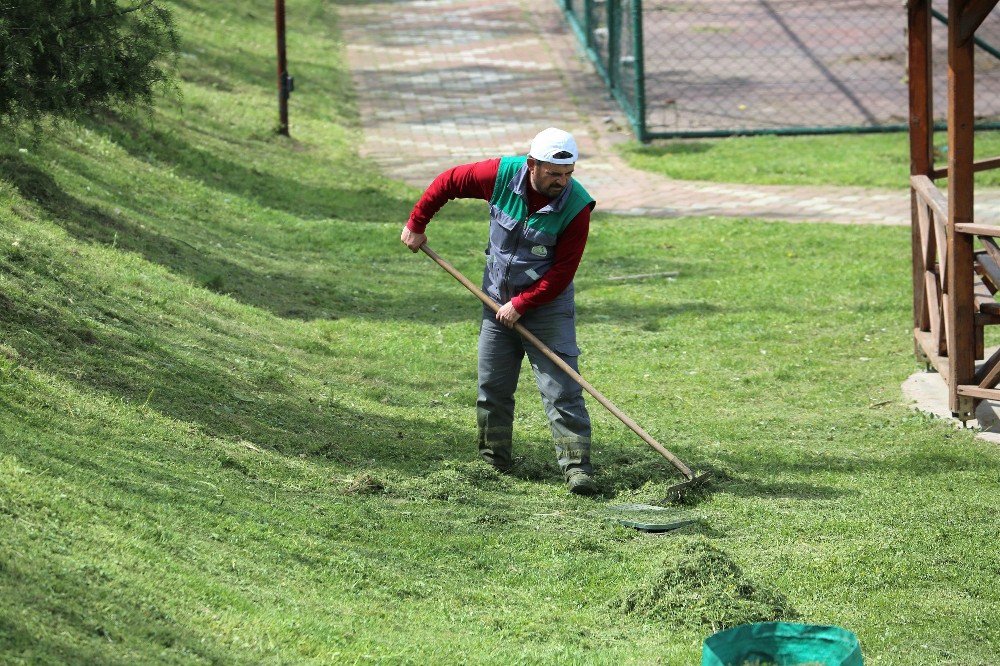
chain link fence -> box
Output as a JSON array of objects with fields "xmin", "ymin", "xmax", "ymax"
[{"xmin": 559, "ymin": 0, "xmax": 1000, "ymax": 140}]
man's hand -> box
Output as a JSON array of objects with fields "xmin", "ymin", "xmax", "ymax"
[
  {"xmin": 496, "ymin": 302, "xmax": 522, "ymax": 328},
  {"xmin": 401, "ymin": 226, "xmax": 427, "ymax": 253}
]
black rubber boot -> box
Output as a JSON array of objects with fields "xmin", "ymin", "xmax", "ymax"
[{"xmin": 566, "ymin": 468, "xmax": 598, "ymax": 496}]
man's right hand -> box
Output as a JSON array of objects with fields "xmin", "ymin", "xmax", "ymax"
[{"xmin": 400, "ymin": 226, "xmax": 427, "ymax": 253}]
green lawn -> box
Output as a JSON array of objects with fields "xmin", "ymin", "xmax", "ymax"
[
  {"xmin": 2, "ymin": 1, "xmax": 1000, "ymax": 664},
  {"xmin": 620, "ymin": 131, "xmax": 1000, "ymax": 188}
]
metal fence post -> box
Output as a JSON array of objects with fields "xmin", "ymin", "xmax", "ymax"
[
  {"xmin": 608, "ymin": 0, "xmax": 620, "ymax": 91},
  {"xmin": 632, "ymin": 0, "xmax": 647, "ymax": 142}
]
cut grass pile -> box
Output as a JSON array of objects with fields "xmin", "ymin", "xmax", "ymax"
[
  {"xmin": 2, "ymin": 1, "xmax": 1000, "ymax": 664},
  {"xmin": 343, "ymin": 460, "xmax": 516, "ymax": 502},
  {"xmin": 617, "ymin": 537, "xmax": 795, "ymax": 630}
]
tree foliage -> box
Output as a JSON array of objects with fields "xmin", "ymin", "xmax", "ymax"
[{"xmin": 0, "ymin": 0, "xmax": 178, "ymax": 124}]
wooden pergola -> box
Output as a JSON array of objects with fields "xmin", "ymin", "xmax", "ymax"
[{"xmin": 909, "ymin": 0, "xmax": 1000, "ymax": 421}]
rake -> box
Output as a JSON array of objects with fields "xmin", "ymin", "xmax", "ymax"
[{"xmin": 419, "ymin": 243, "xmax": 710, "ymax": 502}]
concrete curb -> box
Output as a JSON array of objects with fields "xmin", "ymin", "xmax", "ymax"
[{"xmin": 901, "ymin": 370, "xmax": 1000, "ymax": 442}]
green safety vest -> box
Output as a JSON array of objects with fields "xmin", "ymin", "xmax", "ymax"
[{"xmin": 483, "ymin": 155, "xmax": 595, "ymax": 304}]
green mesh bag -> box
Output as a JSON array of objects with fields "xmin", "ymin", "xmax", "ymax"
[{"xmin": 702, "ymin": 622, "xmax": 863, "ymax": 666}]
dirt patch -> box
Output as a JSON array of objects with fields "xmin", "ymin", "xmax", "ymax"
[
  {"xmin": 616, "ymin": 536, "xmax": 795, "ymax": 630},
  {"xmin": 0, "ymin": 343, "xmax": 20, "ymax": 362},
  {"xmin": 343, "ymin": 471, "xmax": 386, "ymax": 496}
]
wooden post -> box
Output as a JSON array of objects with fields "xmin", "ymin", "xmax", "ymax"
[
  {"xmin": 946, "ymin": 0, "xmax": 976, "ymax": 418},
  {"xmin": 909, "ymin": 0, "xmax": 933, "ymax": 344},
  {"xmin": 275, "ymin": 0, "xmax": 289, "ymax": 136}
]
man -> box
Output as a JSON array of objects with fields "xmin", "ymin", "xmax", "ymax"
[{"xmin": 400, "ymin": 127, "xmax": 598, "ymax": 496}]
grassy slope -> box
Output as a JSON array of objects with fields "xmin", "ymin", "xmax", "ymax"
[
  {"xmin": 620, "ymin": 131, "xmax": 1000, "ymax": 188},
  {"xmin": 1, "ymin": 1, "xmax": 1000, "ymax": 664}
]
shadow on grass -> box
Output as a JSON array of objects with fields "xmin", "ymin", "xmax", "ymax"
[
  {"xmin": 2, "ymin": 151, "xmax": 725, "ymax": 329},
  {"xmin": 721, "ymin": 478, "xmax": 847, "ymax": 501},
  {"xmin": 0, "ymin": 268, "xmax": 470, "ymax": 477},
  {"xmin": 585, "ymin": 441, "xmax": 862, "ymax": 503},
  {"xmin": 0, "ymin": 154, "xmax": 478, "ymax": 322},
  {"xmin": 0, "ymin": 562, "xmax": 231, "ymax": 664},
  {"xmin": 83, "ymin": 115, "xmax": 411, "ymax": 223},
  {"xmin": 622, "ymin": 142, "xmax": 715, "ymax": 158}
]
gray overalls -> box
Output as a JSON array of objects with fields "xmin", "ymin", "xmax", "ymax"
[{"xmin": 476, "ymin": 156, "xmax": 595, "ymax": 476}]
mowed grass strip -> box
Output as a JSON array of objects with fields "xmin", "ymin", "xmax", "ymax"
[
  {"xmin": 620, "ymin": 131, "xmax": 1000, "ymax": 188},
  {"xmin": 2, "ymin": 1, "xmax": 1000, "ymax": 664}
]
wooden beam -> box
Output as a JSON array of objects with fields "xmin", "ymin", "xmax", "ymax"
[
  {"xmin": 926, "ymin": 271, "xmax": 944, "ymax": 355},
  {"xmin": 911, "ymin": 175, "xmax": 948, "ymax": 221},
  {"xmin": 916, "ymin": 328, "xmax": 950, "ymax": 378},
  {"xmin": 915, "ymin": 202, "xmax": 932, "ymax": 331},
  {"xmin": 933, "ymin": 155, "xmax": 1000, "ymax": 178},
  {"xmin": 935, "ymin": 212, "xmax": 949, "ymax": 283},
  {"xmin": 943, "ymin": 291, "xmax": 954, "ymax": 359},
  {"xmin": 909, "ymin": 0, "xmax": 935, "ymax": 177},
  {"xmin": 957, "ymin": 384, "xmax": 1000, "ymax": 400},
  {"xmin": 975, "ymin": 345, "xmax": 1000, "ymax": 385},
  {"xmin": 917, "ymin": 199, "xmax": 932, "ymax": 267},
  {"xmin": 975, "ymin": 312, "xmax": 1000, "ymax": 325},
  {"xmin": 977, "ymin": 319, "xmax": 985, "ymax": 359},
  {"xmin": 947, "ymin": 0, "xmax": 978, "ymax": 416},
  {"xmin": 981, "ymin": 237, "xmax": 1000, "ymax": 266},
  {"xmin": 974, "ymin": 256, "xmax": 999, "ymax": 297},
  {"xmin": 971, "ymin": 156, "xmax": 1000, "ymax": 172},
  {"xmin": 974, "ymin": 278, "xmax": 996, "ymax": 363},
  {"xmin": 974, "ymin": 275, "xmax": 997, "ymax": 306},
  {"xmin": 959, "ymin": 0, "xmax": 999, "ymax": 45},
  {"xmin": 979, "ymin": 300, "xmax": 1000, "ymax": 315},
  {"xmin": 956, "ymin": 223, "xmax": 1000, "ymax": 236},
  {"xmin": 976, "ymin": 251, "xmax": 1000, "ymax": 291}
]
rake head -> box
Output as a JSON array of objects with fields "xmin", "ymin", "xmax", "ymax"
[{"xmin": 661, "ymin": 471, "xmax": 712, "ymax": 504}]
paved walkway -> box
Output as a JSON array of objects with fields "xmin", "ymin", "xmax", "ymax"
[{"xmin": 339, "ymin": 0, "xmax": 1000, "ymax": 226}]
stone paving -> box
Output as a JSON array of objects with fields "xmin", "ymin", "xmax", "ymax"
[{"xmin": 339, "ymin": 0, "xmax": 1000, "ymax": 226}]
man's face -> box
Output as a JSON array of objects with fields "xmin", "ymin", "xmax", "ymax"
[{"xmin": 527, "ymin": 158, "xmax": 575, "ymax": 199}]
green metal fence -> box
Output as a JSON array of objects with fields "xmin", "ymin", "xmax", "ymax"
[
  {"xmin": 559, "ymin": 0, "xmax": 1000, "ymax": 141},
  {"xmin": 561, "ymin": 0, "xmax": 646, "ymax": 138}
]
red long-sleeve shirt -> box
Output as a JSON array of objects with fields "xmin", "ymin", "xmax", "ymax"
[{"xmin": 407, "ymin": 158, "xmax": 590, "ymax": 313}]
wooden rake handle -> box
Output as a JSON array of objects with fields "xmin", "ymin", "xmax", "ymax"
[{"xmin": 419, "ymin": 243, "xmax": 696, "ymax": 480}]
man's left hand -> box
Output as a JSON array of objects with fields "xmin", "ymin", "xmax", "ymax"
[{"xmin": 496, "ymin": 302, "xmax": 521, "ymax": 328}]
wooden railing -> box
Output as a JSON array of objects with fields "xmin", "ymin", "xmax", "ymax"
[
  {"xmin": 911, "ymin": 175, "xmax": 950, "ymax": 369},
  {"xmin": 908, "ymin": 0, "xmax": 1000, "ymax": 421},
  {"xmin": 911, "ymin": 173, "xmax": 1000, "ymax": 414}
]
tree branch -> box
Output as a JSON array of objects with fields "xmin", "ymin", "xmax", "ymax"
[{"xmin": 67, "ymin": 0, "xmax": 158, "ymax": 30}]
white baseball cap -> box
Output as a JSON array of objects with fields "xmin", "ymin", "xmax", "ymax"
[{"xmin": 528, "ymin": 127, "xmax": 578, "ymax": 165}]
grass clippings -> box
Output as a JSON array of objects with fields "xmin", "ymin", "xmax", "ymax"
[
  {"xmin": 396, "ymin": 460, "xmax": 513, "ymax": 501},
  {"xmin": 618, "ymin": 537, "xmax": 795, "ymax": 631}
]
